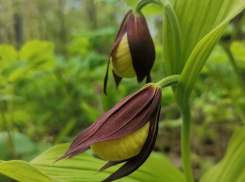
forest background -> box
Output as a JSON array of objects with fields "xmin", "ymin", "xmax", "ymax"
[{"xmin": 0, "ymin": 0, "xmax": 245, "ymax": 181}]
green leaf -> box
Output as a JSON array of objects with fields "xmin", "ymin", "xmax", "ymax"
[
  {"xmin": 2, "ymin": 59, "xmax": 28, "ymax": 81},
  {"xmin": 0, "ymin": 45, "xmax": 19, "ymax": 75},
  {"xmin": 0, "ymin": 94, "xmax": 24, "ymax": 102},
  {"xmin": 0, "ymin": 144, "xmax": 185, "ymax": 182},
  {"xmin": 80, "ymin": 102, "xmax": 100, "ymax": 123},
  {"xmin": 54, "ymin": 119, "xmax": 76, "ymax": 145},
  {"xmin": 9, "ymin": 68, "xmax": 28, "ymax": 81},
  {"xmin": 163, "ymin": 0, "xmax": 245, "ymax": 111},
  {"xmin": 0, "ymin": 76, "xmax": 7, "ymax": 86},
  {"xmin": 230, "ymin": 41, "xmax": 245, "ymax": 68},
  {"xmin": 0, "ymin": 45, "xmax": 18, "ymax": 62},
  {"xmin": 0, "ymin": 134, "xmax": 10, "ymax": 160},
  {"xmin": 0, "ymin": 132, "xmax": 37, "ymax": 161},
  {"xmin": 200, "ymin": 126, "xmax": 245, "ymax": 182},
  {"xmin": 19, "ymin": 40, "xmax": 55, "ymax": 69},
  {"xmin": 0, "ymin": 160, "xmax": 55, "ymax": 182}
]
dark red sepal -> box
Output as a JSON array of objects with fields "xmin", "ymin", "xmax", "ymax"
[
  {"xmin": 112, "ymin": 71, "xmax": 122, "ymax": 90},
  {"xmin": 127, "ymin": 12, "xmax": 155, "ymax": 83},
  {"xmin": 146, "ymin": 73, "xmax": 151, "ymax": 83},
  {"xmin": 99, "ymin": 160, "xmax": 127, "ymax": 173}
]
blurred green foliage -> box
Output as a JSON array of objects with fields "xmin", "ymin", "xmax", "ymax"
[{"xmin": 0, "ymin": 0, "xmax": 245, "ymax": 181}]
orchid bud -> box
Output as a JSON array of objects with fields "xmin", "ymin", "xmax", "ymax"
[
  {"xmin": 104, "ymin": 10, "xmax": 155, "ymax": 94},
  {"xmin": 55, "ymin": 83, "xmax": 162, "ymax": 182},
  {"xmin": 110, "ymin": 33, "xmax": 136, "ymax": 78}
]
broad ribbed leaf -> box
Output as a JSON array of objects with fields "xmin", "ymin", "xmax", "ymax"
[
  {"xmin": 163, "ymin": 0, "xmax": 245, "ymax": 111},
  {"xmin": 0, "ymin": 144, "xmax": 185, "ymax": 182},
  {"xmin": 200, "ymin": 126, "xmax": 245, "ymax": 182},
  {"xmin": 0, "ymin": 160, "xmax": 55, "ymax": 182}
]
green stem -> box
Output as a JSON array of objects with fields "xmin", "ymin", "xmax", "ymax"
[
  {"xmin": 233, "ymin": 99, "xmax": 245, "ymax": 124},
  {"xmin": 160, "ymin": 0, "xmax": 182, "ymax": 74},
  {"xmin": 156, "ymin": 75, "xmax": 180, "ymax": 88},
  {"xmin": 135, "ymin": 0, "xmax": 157, "ymax": 13},
  {"xmin": 221, "ymin": 13, "xmax": 245, "ymax": 124},
  {"xmin": 181, "ymin": 109, "xmax": 194, "ymax": 182},
  {"xmin": 10, "ymin": 82, "xmax": 15, "ymax": 129},
  {"xmin": 0, "ymin": 101, "xmax": 17, "ymax": 159},
  {"xmin": 227, "ymin": 12, "xmax": 245, "ymax": 47},
  {"xmin": 222, "ymin": 45, "xmax": 245, "ymax": 95}
]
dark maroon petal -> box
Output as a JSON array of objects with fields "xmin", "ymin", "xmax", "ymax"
[
  {"xmin": 65, "ymin": 89, "xmax": 158, "ymax": 158},
  {"xmin": 55, "ymin": 85, "xmax": 159, "ymax": 162},
  {"xmin": 104, "ymin": 10, "xmax": 132, "ymax": 95},
  {"xmin": 80, "ymin": 87, "xmax": 160, "ymax": 145},
  {"xmin": 99, "ymin": 160, "xmax": 128, "ymax": 172},
  {"xmin": 71, "ymin": 86, "xmax": 155, "ymax": 143},
  {"xmin": 112, "ymin": 70, "xmax": 122, "ymax": 90},
  {"xmin": 112, "ymin": 10, "xmax": 132, "ymax": 46},
  {"xmin": 103, "ymin": 59, "xmax": 110, "ymax": 95},
  {"xmin": 53, "ymin": 146, "xmax": 90, "ymax": 163},
  {"xmin": 127, "ymin": 13, "xmax": 155, "ymax": 82},
  {"xmin": 101, "ymin": 101, "xmax": 161, "ymax": 182},
  {"xmin": 146, "ymin": 73, "xmax": 151, "ymax": 83},
  {"xmin": 66, "ymin": 146, "xmax": 90, "ymax": 159}
]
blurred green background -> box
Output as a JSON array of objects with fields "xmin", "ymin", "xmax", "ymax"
[{"xmin": 0, "ymin": 0, "xmax": 245, "ymax": 181}]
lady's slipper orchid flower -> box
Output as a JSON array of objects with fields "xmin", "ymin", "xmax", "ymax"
[
  {"xmin": 55, "ymin": 83, "xmax": 162, "ymax": 182},
  {"xmin": 104, "ymin": 10, "xmax": 155, "ymax": 95}
]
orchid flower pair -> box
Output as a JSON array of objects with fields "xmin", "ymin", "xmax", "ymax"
[{"xmin": 56, "ymin": 8, "xmax": 164, "ymax": 182}]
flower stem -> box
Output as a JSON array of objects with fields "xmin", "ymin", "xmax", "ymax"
[
  {"xmin": 181, "ymin": 108, "xmax": 194, "ymax": 182},
  {"xmin": 135, "ymin": 0, "xmax": 158, "ymax": 13},
  {"xmin": 221, "ymin": 12, "xmax": 245, "ymax": 97},
  {"xmin": 156, "ymin": 75, "xmax": 180, "ymax": 88}
]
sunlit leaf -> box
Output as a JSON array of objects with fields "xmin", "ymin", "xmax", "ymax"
[
  {"xmin": 19, "ymin": 40, "xmax": 55, "ymax": 69},
  {"xmin": 0, "ymin": 45, "xmax": 19, "ymax": 75},
  {"xmin": 0, "ymin": 95, "xmax": 24, "ymax": 102},
  {"xmin": 0, "ymin": 160, "xmax": 55, "ymax": 182},
  {"xmin": 0, "ymin": 45, "xmax": 18, "ymax": 62},
  {"xmin": 33, "ymin": 144, "xmax": 185, "ymax": 182},
  {"xmin": 200, "ymin": 126, "xmax": 245, "ymax": 182},
  {"xmin": 1, "ymin": 59, "xmax": 27, "ymax": 81},
  {"xmin": 9, "ymin": 68, "xmax": 27, "ymax": 81},
  {"xmin": 0, "ymin": 76, "xmax": 7, "ymax": 86},
  {"xmin": 0, "ymin": 144, "xmax": 185, "ymax": 182}
]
